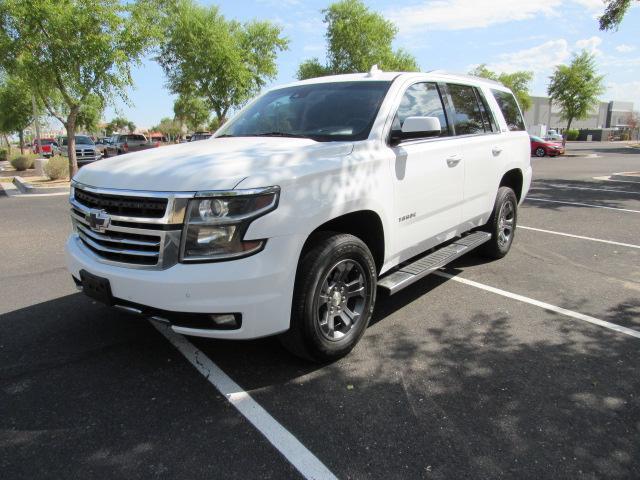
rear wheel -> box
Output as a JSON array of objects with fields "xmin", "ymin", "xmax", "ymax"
[
  {"xmin": 280, "ymin": 233, "xmax": 377, "ymax": 362},
  {"xmin": 479, "ymin": 187, "xmax": 518, "ymax": 260},
  {"xmin": 535, "ymin": 147, "xmax": 546, "ymax": 157}
]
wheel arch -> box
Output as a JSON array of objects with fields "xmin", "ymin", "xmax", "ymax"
[
  {"xmin": 499, "ymin": 168, "xmax": 524, "ymax": 202},
  {"xmin": 300, "ymin": 210, "xmax": 386, "ymax": 274}
]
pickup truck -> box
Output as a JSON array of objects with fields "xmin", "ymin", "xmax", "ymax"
[
  {"xmin": 104, "ymin": 134, "xmax": 159, "ymax": 157},
  {"xmin": 58, "ymin": 135, "xmax": 101, "ymax": 166},
  {"xmin": 66, "ymin": 69, "xmax": 531, "ymax": 362}
]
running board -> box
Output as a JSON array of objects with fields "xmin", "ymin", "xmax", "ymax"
[{"xmin": 378, "ymin": 231, "xmax": 491, "ymax": 294}]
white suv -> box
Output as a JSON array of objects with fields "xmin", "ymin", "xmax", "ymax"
[{"xmin": 66, "ymin": 70, "xmax": 531, "ymax": 361}]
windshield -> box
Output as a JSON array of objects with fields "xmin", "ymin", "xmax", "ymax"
[
  {"xmin": 60, "ymin": 136, "xmax": 94, "ymax": 146},
  {"xmin": 217, "ymin": 81, "xmax": 391, "ymax": 142},
  {"xmin": 530, "ymin": 136, "xmax": 543, "ymax": 142}
]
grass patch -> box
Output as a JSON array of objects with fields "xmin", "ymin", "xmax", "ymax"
[{"xmin": 0, "ymin": 176, "xmax": 14, "ymax": 183}]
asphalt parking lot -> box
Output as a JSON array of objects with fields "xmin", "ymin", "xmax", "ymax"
[{"xmin": 1, "ymin": 142, "xmax": 639, "ymax": 479}]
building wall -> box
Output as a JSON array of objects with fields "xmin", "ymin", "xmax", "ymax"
[{"xmin": 523, "ymin": 96, "xmax": 633, "ymax": 130}]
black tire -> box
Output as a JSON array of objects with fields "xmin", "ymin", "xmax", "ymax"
[
  {"xmin": 479, "ymin": 186, "xmax": 518, "ymax": 260},
  {"xmin": 535, "ymin": 147, "xmax": 546, "ymax": 157},
  {"xmin": 280, "ymin": 232, "xmax": 377, "ymax": 362}
]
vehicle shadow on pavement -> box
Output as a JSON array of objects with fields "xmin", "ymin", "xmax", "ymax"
[{"xmin": 2, "ymin": 285, "xmax": 639, "ymax": 479}]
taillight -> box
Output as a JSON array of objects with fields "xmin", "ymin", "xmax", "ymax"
[{"xmin": 123, "ymin": 143, "xmax": 128, "ymax": 152}]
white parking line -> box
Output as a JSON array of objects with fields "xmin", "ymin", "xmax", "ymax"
[
  {"xmin": 525, "ymin": 197, "xmax": 640, "ymax": 213},
  {"xmin": 434, "ymin": 271, "xmax": 640, "ymax": 340},
  {"xmin": 531, "ymin": 183, "xmax": 640, "ymax": 195},
  {"xmin": 518, "ymin": 225, "xmax": 640, "ymax": 249},
  {"xmin": 153, "ymin": 323, "xmax": 338, "ymax": 480}
]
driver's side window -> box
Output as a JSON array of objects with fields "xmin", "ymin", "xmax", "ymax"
[{"xmin": 392, "ymin": 82, "xmax": 449, "ymax": 137}]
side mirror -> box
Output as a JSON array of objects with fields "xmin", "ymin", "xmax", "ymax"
[{"xmin": 390, "ymin": 116, "xmax": 442, "ymax": 145}]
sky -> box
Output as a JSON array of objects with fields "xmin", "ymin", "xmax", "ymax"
[{"xmin": 103, "ymin": 0, "xmax": 640, "ymax": 130}]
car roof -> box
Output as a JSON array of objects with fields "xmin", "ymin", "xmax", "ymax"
[{"xmin": 270, "ymin": 70, "xmax": 508, "ymax": 93}]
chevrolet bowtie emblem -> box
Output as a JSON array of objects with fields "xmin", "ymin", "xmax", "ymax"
[{"xmin": 86, "ymin": 209, "xmax": 111, "ymax": 233}]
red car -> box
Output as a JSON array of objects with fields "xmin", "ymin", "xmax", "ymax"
[
  {"xmin": 530, "ymin": 135, "xmax": 565, "ymax": 157},
  {"xmin": 32, "ymin": 138, "xmax": 58, "ymax": 158}
]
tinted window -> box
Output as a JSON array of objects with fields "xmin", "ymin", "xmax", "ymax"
[
  {"xmin": 477, "ymin": 90, "xmax": 498, "ymax": 133},
  {"xmin": 447, "ymin": 84, "xmax": 485, "ymax": 135},
  {"xmin": 392, "ymin": 82, "xmax": 449, "ymax": 137},
  {"xmin": 217, "ymin": 81, "xmax": 391, "ymax": 142},
  {"xmin": 492, "ymin": 89, "xmax": 526, "ymax": 131}
]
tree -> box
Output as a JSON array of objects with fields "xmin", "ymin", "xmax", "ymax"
[
  {"xmin": 599, "ymin": 0, "xmax": 637, "ymax": 31},
  {"xmin": 174, "ymin": 95, "xmax": 210, "ymax": 132},
  {"xmin": 469, "ymin": 64, "xmax": 534, "ymax": 111},
  {"xmin": 297, "ymin": 0, "xmax": 419, "ymax": 80},
  {"xmin": 0, "ymin": 0, "xmax": 161, "ymax": 176},
  {"xmin": 0, "ymin": 74, "xmax": 33, "ymax": 154},
  {"xmin": 106, "ymin": 117, "xmax": 136, "ymax": 136},
  {"xmin": 157, "ymin": 0, "xmax": 288, "ymax": 125},
  {"xmin": 151, "ymin": 117, "xmax": 182, "ymax": 142},
  {"xmin": 547, "ymin": 51, "xmax": 605, "ymax": 135}
]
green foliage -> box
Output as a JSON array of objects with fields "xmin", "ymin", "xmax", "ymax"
[
  {"xmin": 174, "ymin": 95, "xmax": 210, "ymax": 131},
  {"xmin": 0, "ymin": 75, "xmax": 33, "ymax": 138},
  {"xmin": 10, "ymin": 154, "xmax": 34, "ymax": 171},
  {"xmin": 157, "ymin": 0, "xmax": 288, "ymax": 123},
  {"xmin": 43, "ymin": 155, "xmax": 68, "ymax": 180},
  {"xmin": 599, "ymin": 0, "xmax": 636, "ymax": 30},
  {"xmin": 565, "ymin": 129, "xmax": 579, "ymax": 141},
  {"xmin": 152, "ymin": 117, "xmax": 182, "ymax": 141},
  {"xmin": 548, "ymin": 51, "xmax": 605, "ymax": 131},
  {"xmin": 106, "ymin": 117, "xmax": 136, "ymax": 136},
  {"xmin": 0, "ymin": 148, "xmax": 8, "ymax": 161},
  {"xmin": 297, "ymin": 0, "xmax": 419, "ymax": 80},
  {"xmin": 0, "ymin": 0, "xmax": 162, "ymax": 176},
  {"xmin": 469, "ymin": 65, "xmax": 534, "ymax": 111}
]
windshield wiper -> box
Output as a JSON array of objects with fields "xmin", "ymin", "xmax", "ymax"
[
  {"xmin": 216, "ymin": 134, "xmax": 235, "ymax": 138},
  {"xmin": 252, "ymin": 132, "xmax": 309, "ymax": 138}
]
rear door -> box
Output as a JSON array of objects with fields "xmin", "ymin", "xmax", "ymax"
[
  {"xmin": 389, "ymin": 82, "xmax": 465, "ymax": 259},
  {"xmin": 444, "ymin": 83, "xmax": 502, "ymax": 227}
]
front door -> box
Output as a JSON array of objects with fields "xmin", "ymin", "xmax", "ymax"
[{"xmin": 389, "ymin": 82, "xmax": 465, "ymax": 261}]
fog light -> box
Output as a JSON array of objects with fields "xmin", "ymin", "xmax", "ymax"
[{"xmin": 210, "ymin": 313, "xmax": 240, "ymax": 328}]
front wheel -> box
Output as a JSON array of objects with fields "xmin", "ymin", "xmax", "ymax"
[
  {"xmin": 479, "ymin": 187, "xmax": 518, "ymax": 260},
  {"xmin": 280, "ymin": 233, "xmax": 377, "ymax": 362},
  {"xmin": 535, "ymin": 147, "xmax": 546, "ymax": 157}
]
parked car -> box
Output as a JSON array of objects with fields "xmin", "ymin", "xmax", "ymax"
[
  {"xmin": 545, "ymin": 129, "xmax": 563, "ymax": 141},
  {"xmin": 94, "ymin": 137, "xmax": 111, "ymax": 156},
  {"xmin": 32, "ymin": 138, "xmax": 58, "ymax": 158},
  {"xmin": 530, "ymin": 135, "xmax": 565, "ymax": 157},
  {"xmin": 66, "ymin": 70, "xmax": 532, "ymax": 362},
  {"xmin": 105, "ymin": 134, "xmax": 159, "ymax": 156},
  {"xmin": 189, "ymin": 132, "xmax": 213, "ymax": 142},
  {"xmin": 58, "ymin": 135, "xmax": 101, "ymax": 166}
]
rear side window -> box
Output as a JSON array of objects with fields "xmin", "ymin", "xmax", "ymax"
[
  {"xmin": 447, "ymin": 84, "xmax": 486, "ymax": 135},
  {"xmin": 491, "ymin": 89, "xmax": 526, "ymax": 131},
  {"xmin": 392, "ymin": 82, "xmax": 449, "ymax": 137}
]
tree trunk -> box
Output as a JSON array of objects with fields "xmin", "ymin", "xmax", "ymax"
[
  {"xmin": 66, "ymin": 108, "xmax": 80, "ymax": 177},
  {"xmin": 19, "ymin": 130, "xmax": 25, "ymax": 155},
  {"xmin": 563, "ymin": 117, "xmax": 573, "ymax": 147},
  {"xmin": 3, "ymin": 134, "xmax": 11, "ymax": 156}
]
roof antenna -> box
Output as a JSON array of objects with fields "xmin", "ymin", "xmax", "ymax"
[{"xmin": 367, "ymin": 64, "xmax": 381, "ymax": 77}]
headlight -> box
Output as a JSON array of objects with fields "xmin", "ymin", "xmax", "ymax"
[{"xmin": 180, "ymin": 186, "xmax": 280, "ymax": 262}]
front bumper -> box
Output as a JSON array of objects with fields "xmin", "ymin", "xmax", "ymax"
[{"xmin": 65, "ymin": 233, "xmax": 302, "ymax": 339}]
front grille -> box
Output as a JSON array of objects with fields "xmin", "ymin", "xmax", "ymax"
[
  {"xmin": 75, "ymin": 188, "xmax": 168, "ymax": 218},
  {"xmin": 71, "ymin": 185, "xmax": 187, "ymax": 269}
]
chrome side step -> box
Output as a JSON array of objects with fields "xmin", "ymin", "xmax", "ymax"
[{"xmin": 378, "ymin": 231, "xmax": 491, "ymax": 294}]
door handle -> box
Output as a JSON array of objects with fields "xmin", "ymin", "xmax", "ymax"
[
  {"xmin": 446, "ymin": 156, "xmax": 461, "ymax": 167},
  {"xmin": 492, "ymin": 147, "xmax": 503, "ymax": 156}
]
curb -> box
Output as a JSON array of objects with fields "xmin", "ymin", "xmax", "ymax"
[{"xmin": 12, "ymin": 175, "xmax": 70, "ymax": 195}]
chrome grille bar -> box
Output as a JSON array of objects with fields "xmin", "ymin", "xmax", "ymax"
[{"xmin": 70, "ymin": 182, "xmax": 191, "ymax": 270}]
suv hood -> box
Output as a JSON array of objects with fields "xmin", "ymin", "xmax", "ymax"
[{"xmin": 74, "ymin": 137, "xmax": 353, "ymax": 192}]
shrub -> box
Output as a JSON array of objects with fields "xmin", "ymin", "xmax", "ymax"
[
  {"xmin": 620, "ymin": 132, "xmax": 630, "ymax": 141},
  {"xmin": 10, "ymin": 155, "xmax": 34, "ymax": 171},
  {"xmin": 43, "ymin": 156, "xmax": 69, "ymax": 180},
  {"xmin": 0, "ymin": 148, "xmax": 7, "ymax": 161},
  {"xmin": 565, "ymin": 129, "xmax": 579, "ymax": 141}
]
